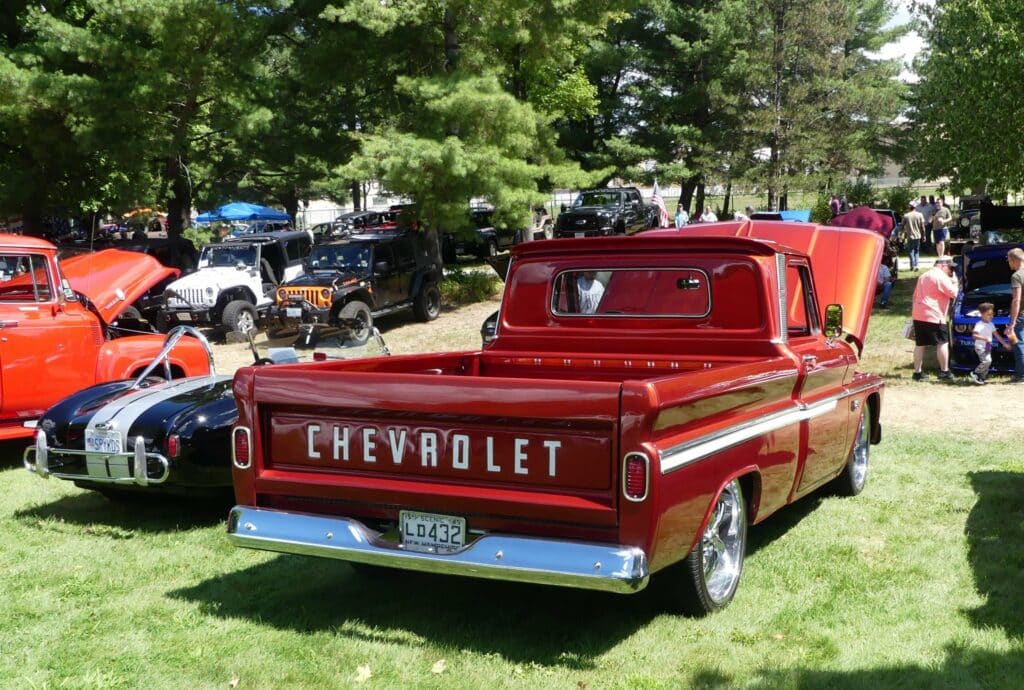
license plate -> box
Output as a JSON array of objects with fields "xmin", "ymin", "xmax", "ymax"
[
  {"xmin": 574, "ymin": 232, "xmax": 585, "ymax": 238},
  {"xmin": 85, "ymin": 428, "xmax": 123, "ymax": 455},
  {"xmin": 176, "ymin": 312, "xmax": 192, "ymax": 322},
  {"xmin": 400, "ymin": 510, "xmax": 466, "ymax": 554},
  {"xmin": 286, "ymin": 307, "xmax": 302, "ymax": 318}
]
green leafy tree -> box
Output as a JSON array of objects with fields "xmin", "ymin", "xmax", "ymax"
[{"xmin": 904, "ymin": 0, "xmax": 1024, "ymax": 191}]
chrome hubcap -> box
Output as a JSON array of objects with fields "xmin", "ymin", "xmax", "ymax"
[
  {"xmin": 701, "ymin": 481, "xmax": 743, "ymax": 603},
  {"xmin": 237, "ymin": 312, "xmax": 255, "ymax": 333}
]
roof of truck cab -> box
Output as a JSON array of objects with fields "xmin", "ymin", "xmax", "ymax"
[
  {"xmin": 512, "ymin": 219, "xmax": 884, "ymax": 347},
  {"xmin": 0, "ymin": 233, "xmax": 57, "ymax": 251}
]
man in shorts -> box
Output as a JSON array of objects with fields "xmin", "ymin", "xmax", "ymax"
[{"xmin": 911, "ymin": 255, "xmax": 958, "ymax": 381}]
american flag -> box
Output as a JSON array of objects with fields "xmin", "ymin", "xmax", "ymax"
[{"xmin": 651, "ymin": 180, "xmax": 670, "ymax": 228}]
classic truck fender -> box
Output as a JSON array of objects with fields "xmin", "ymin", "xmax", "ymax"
[
  {"xmin": 93, "ymin": 334, "xmax": 212, "ymax": 382},
  {"xmin": 685, "ymin": 468, "xmax": 761, "ymax": 557}
]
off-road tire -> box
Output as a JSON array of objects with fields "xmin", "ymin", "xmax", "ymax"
[
  {"xmin": 337, "ymin": 300, "xmax": 372, "ymax": 346},
  {"xmin": 222, "ymin": 300, "xmax": 258, "ymax": 334},
  {"xmin": 413, "ymin": 283, "xmax": 441, "ymax": 322}
]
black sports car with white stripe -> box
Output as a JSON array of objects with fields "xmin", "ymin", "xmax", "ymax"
[{"xmin": 24, "ymin": 327, "xmax": 238, "ymax": 499}]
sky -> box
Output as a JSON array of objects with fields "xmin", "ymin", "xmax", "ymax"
[{"xmin": 872, "ymin": 0, "xmax": 929, "ymax": 81}]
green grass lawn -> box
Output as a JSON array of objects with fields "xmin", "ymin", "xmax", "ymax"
[{"xmin": 2, "ymin": 430, "xmax": 1022, "ymax": 688}]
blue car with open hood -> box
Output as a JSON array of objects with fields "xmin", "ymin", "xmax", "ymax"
[{"xmin": 950, "ymin": 243, "xmax": 1022, "ymax": 373}]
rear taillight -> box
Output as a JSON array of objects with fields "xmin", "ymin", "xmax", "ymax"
[
  {"xmin": 166, "ymin": 433, "xmax": 180, "ymax": 458},
  {"xmin": 623, "ymin": 452, "xmax": 649, "ymax": 502},
  {"xmin": 232, "ymin": 427, "xmax": 252, "ymax": 469}
]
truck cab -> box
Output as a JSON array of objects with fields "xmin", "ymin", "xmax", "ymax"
[{"xmin": 0, "ymin": 234, "xmax": 211, "ymax": 439}]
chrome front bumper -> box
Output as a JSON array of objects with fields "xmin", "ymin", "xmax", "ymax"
[
  {"xmin": 24, "ymin": 429, "xmax": 170, "ymax": 486},
  {"xmin": 227, "ymin": 506, "xmax": 650, "ymax": 594}
]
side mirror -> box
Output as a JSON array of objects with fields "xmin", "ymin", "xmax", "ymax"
[
  {"xmin": 560, "ymin": 203, "xmax": 567, "ymax": 213},
  {"xmin": 374, "ymin": 261, "xmax": 390, "ymax": 273},
  {"xmin": 824, "ymin": 304, "xmax": 843, "ymax": 338}
]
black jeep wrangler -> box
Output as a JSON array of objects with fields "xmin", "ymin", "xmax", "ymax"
[
  {"xmin": 554, "ymin": 187, "xmax": 655, "ymax": 238},
  {"xmin": 268, "ymin": 229, "xmax": 442, "ymax": 344}
]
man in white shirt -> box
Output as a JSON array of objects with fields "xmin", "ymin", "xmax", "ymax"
[
  {"xmin": 576, "ymin": 271, "xmax": 605, "ymax": 314},
  {"xmin": 699, "ymin": 208, "xmax": 718, "ymax": 223}
]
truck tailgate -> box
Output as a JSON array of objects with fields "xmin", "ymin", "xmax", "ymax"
[{"xmin": 240, "ymin": 368, "xmax": 623, "ymax": 528}]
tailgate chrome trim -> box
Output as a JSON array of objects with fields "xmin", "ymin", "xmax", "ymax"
[{"xmin": 227, "ymin": 506, "xmax": 649, "ymax": 594}]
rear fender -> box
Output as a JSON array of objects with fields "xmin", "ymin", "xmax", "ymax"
[
  {"xmin": 94, "ymin": 335, "xmax": 213, "ymax": 381},
  {"xmin": 686, "ymin": 467, "xmax": 761, "ymax": 555},
  {"xmin": 410, "ymin": 269, "xmax": 440, "ymax": 297}
]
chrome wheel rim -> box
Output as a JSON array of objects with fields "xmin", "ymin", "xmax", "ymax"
[
  {"xmin": 426, "ymin": 288, "xmax": 440, "ymax": 317},
  {"xmin": 851, "ymin": 410, "xmax": 869, "ymax": 489},
  {"xmin": 237, "ymin": 311, "xmax": 255, "ymax": 333},
  {"xmin": 701, "ymin": 480, "xmax": 744, "ymax": 604}
]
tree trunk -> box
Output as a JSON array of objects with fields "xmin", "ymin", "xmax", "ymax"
[
  {"xmin": 695, "ymin": 183, "xmax": 706, "ymax": 216},
  {"xmin": 164, "ymin": 155, "xmax": 192, "ymax": 240},
  {"xmin": 679, "ymin": 177, "xmax": 698, "ymax": 214},
  {"xmin": 767, "ymin": 0, "xmax": 786, "ymax": 213},
  {"xmin": 279, "ymin": 188, "xmax": 299, "ymax": 221},
  {"xmin": 351, "ymin": 181, "xmax": 362, "ymax": 212},
  {"xmin": 722, "ymin": 182, "xmax": 733, "ymax": 218},
  {"xmin": 443, "ymin": 8, "xmax": 460, "ymax": 72}
]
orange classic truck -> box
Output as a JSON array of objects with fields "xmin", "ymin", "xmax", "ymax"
[
  {"xmin": 0, "ymin": 234, "xmax": 211, "ymax": 440},
  {"xmin": 226, "ymin": 221, "xmax": 884, "ymax": 615}
]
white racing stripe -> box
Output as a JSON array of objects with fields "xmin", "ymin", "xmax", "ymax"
[{"xmin": 84, "ymin": 375, "xmax": 231, "ymax": 479}]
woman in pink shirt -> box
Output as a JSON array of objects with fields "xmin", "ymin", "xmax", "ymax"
[{"xmin": 911, "ymin": 256, "xmax": 958, "ymax": 381}]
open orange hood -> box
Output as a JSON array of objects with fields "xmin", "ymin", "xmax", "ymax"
[
  {"xmin": 60, "ymin": 249, "xmax": 179, "ymax": 324},
  {"xmin": 648, "ymin": 221, "xmax": 884, "ymax": 345}
]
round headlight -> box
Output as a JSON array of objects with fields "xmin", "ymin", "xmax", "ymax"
[
  {"xmin": 953, "ymin": 324, "xmax": 971, "ymax": 334},
  {"xmin": 276, "ymin": 288, "xmax": 287, "ymax": 301},
  {"xmin": 204, "ymin": 287, "xmax": 215, "ymax": 297},
  {"xmin": 321, "ymin": 288, "xmax": 331, "ymax": 299},
  {"xmin": 960, "ymin": 217, "xmax": 970, "ymax": 227}
]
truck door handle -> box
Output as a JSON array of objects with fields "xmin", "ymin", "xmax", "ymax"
[
  {"xmin": 802, "ymin": 354, "xmax": 817, "ymax": 367},
  {"xmin": 0, "ymin": 320, "xmax": 18, "ymax": 328}
]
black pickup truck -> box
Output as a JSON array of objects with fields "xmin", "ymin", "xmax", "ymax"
[{"xmin": 554, "ymin": 187, "xmax": 655, "ymax": 238}]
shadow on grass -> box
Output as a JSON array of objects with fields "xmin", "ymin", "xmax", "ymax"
[
  {"xmin": 689, "ymin": 647, "xmax": 1024, "ymax": 689},
  {"xmin": 966, "ymin": 470, "xmax": 1024, "ymax": 639},
  {"xmin": 170, "ymin": 554, "xmax": 660, "ymax": 667},
  {"xmin": 0, "ymin": 438, "xmax": 31, "ymax": 470},
  {"xmin": 13, "ymin": 490, "xmax": 229, "ymax": 533}
]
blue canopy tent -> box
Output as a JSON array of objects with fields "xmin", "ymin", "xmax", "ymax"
[{"xmin": 196, "ymin": 202, "xmax": 291, "ymax": 223}]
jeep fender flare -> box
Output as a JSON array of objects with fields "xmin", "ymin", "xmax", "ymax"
[
  {"xmin": 215, "ymin": 287, "xmax": 260, "ymax": 315},
  {"xmin": 411, "ymin": 269, "xmax": 441, "ymax": 297},
  {"xmin": 330, "ymin": 287, "xmax": 375, "ymax": 320}
]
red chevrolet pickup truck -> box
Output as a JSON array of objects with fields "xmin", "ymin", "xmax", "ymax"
[{"xmin": 227, "ymin": 221, "xmax": 885, "ymax": 615}]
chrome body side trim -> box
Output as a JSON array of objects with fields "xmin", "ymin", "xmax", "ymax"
[
  {"xmin": 660, "ymin": 397, "xmax": 838, "ymax": 474},
  {"xmin": 226, "ymin": 506, "xmax": 650, "ymax": 594},
  {"xmin": 776, "ymin": 253, "xmax": 788, "ymax": 345}
]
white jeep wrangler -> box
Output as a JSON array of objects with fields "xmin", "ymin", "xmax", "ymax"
[{"xmin": 159, "ymin": 231, "xmax": 312, "ymax": 333}]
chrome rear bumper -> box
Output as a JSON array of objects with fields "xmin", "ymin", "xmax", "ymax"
[{"xmin": 227, "ymin": 506, "xmax": 649, "ymax": 594}]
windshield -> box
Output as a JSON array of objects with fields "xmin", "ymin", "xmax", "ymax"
[
  {"xmin": 200, "ymin": 244, "xmax": 258, "ymax": 268},
  {"xmin": 307, "ymin": 244, "xmax": 372, "ymax": 270},
  {"xmin": 574, "ymin": 191, "xmax": 622, "ymax": 208}
]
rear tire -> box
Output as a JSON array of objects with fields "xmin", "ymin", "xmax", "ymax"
[
  {"xmin": 659, "ymin": 479, "xmax": 747, "ymax": 616},
  {"xmin": 413, "ymin": 283, "xmax": 441, "ymax": 322},
  {"xmin": 222, "ymin": 300, "xmax": 257, "ymax": 334},
  {"xmin": 337, "ymin": 300, "xmax": 372, "ymax": 345}
]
